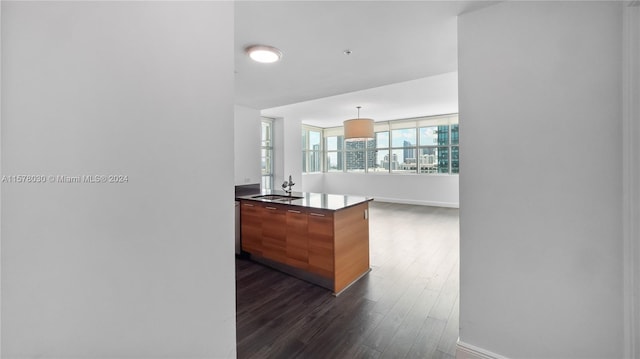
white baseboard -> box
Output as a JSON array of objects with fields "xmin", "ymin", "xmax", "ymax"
[
  {"xmin": 373, "ymin": 196, "xmax": 459, "ymax": 208},
  {"xmin": 456, "ymin": 340, "xmax": 509, "ymax": 359}
]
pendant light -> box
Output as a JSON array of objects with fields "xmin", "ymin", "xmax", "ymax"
[{"xmin": 344, "ymin": 106, "xmax": 374, "ymax": 141}]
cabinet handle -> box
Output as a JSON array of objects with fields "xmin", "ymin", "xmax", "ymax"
[
  {"xmin": 309, "ymin": 213, "xmax": 325, "ymax": 217},
  {"xmin": 243, "ymin": 203, "xmax": 254, "ymax": 207},
  {"xmin": 288, "ymin": 210, "xmax": 301, "ymax": 214},
  {"xmin": 265, "ymin": 206, "xmax": 277, "ymax": 210}
]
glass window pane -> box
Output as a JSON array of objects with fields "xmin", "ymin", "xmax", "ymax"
[
  {"xmin": 302, "ymin": 130, "xmax": 307, "ymax": 150},
  {"xmin": 326, "ymin": 136, "xmax": 338, "ymax": 151},
  {"xmin": 452, "ymin": 146, "xmax": 459, "ymax": 173},
  {"xmin": 346, "ymin": 150, "xmax": 366, "ymax": 172},
  {"xmin": 419, "ymin": 126, "xmax": 437, "ymax": 146},
  {"xmin": 418, "ymin": 147, "xmax": 438, "ymax": 174},
  {"xmin": 309, "ymin": 130, "xmax": 321, "ymax": 150},
  {"xmin": 326, "ymin": 135, "xmax": 343, "ymax": 151},
  {"xmin": 261, "ymin": 175, "xmax": 272, "ymax": 191},
  {"xmin": 376, "ymin": 131, "xmax": 389, "ymax": 149},
  {"xmin": 420, "ymin": 125, "xmax": 449, "ymax": 146},
  {"xmin": 261, "ymin": 122, "xmax": 271, "ymax": 145},
  {"xmin": 302, "ymin": 150, "xmax": 306, "ymax": 172},
  {"xmin": 451, "ymin": 124, "xmax": 459, "ymax": 145},
  {"xmin": 437, "ymin": 146, "xmax": 450, "ymax": 173},
  {"xmin": 345, "ymin": 139, "xmax": 366, "ymax": 151},
  {"xmin": 326, "ymin": 151, "xmax": 343, "ymax": 172},
  {"xmin": 261, "ymin": 120, "xmax": 273, "ymax": 190},
  {"xmin": 369, "ymin": 149, "xmax": 389, "ymax": 172},
  {"xmin": 261, "ymin": 158, "xmax": 271, "ymax": 175},
  {"xmin": 308, "ymin": 151, "xmax": 321, "ymax": 172},
  {"xmin": 261, "ymin": 148, "xmax": 272, "ymax": 175},
  {"xmin": 391, "ymin": 128, "xmax": 417, "ymax": 147},
  {"xmin": 366, "ymin": 138, "xmax": 376, "ymax": 149},
  {"xmin": 391, "ymin": 148, "xmax": 417, "ymax": 173}
]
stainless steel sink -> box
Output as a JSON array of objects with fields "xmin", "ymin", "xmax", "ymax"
[{"xmin": 252, "ymin": 194, "xmax": 303, "ymax": 201}]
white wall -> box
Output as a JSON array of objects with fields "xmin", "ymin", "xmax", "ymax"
[
  {"xmin": 311, "ymin": 173, "xmax": 459, "ymax": 207},
  {"xmin": 301, "ymin": 173, "xmax": 324, "ymax": 193},
  {"xmin": 234, "ymin": 105, "xmax": 261, "ymax": 185},
  {"xmin": 458, "ymin": 2, "xmax": 622, "ymax": 358},
  {"xmin": 0, "ymin": 1, "xmax": 4, "ymax": 351},
  {"xmin": 283, "ymin": 117, "xmax": 303, "ymax": 188},
  {"xmin": 623, "ymin": 3, "xmax": 640, "ymax": 357},
  {"xmin": 273, "ymin": 117, "xmax": 286, "ymax": 189},
  {"xmin": 273, "ymin": 116, "xmax": 303, "ymax": 191},
  {"xmin": 1, "ymin": 2, "xmax": 236, "ymax": 358}
]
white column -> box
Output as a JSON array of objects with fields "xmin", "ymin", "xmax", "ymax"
[
  {"xmin": 1, "ymin": 2, "xmax": 236, "ymax": 357},
  {"xmin": 458, "ymin": 1, "xmax": 624, "ymax": 357},
  {"xmin": 623, "ymin": 2, "xmax": 640, "ymax": 358}
]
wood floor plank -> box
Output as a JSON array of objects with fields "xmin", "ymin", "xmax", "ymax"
[
  {"xmin": 363, "ymin": 281, "xmax": 426, "ymax": 352},
  {"xmin": 428, "ymin": 258, "xmax": 459, "ymax": 321},
  {"xmin": 405, "ymin": 317, "xmax": 448, "ymax": 359},
  {"xmin": 437, "ymin": 294, "xmax": 460, "ymax": 356},
  {"xmin": 297, "ymin": 297, "xmax": 383, "ymax": 358},
  {"xmin": 432, "ymin": 349, "xmax": 457, "ymax": 359},
  {"xmin": 236, "ymin": 202, "xmax": 459, "ymax": 358},
  {"xmin": 347, "ymin": 344, "xmax": 382, "ymax": 359},
  {"xmin": 379, "ymin": 288, "xmax": 440, "ymax": 358}
]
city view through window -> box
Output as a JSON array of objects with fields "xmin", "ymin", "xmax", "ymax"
[{"xmin": 304, "ymin": 114, "xmax": 459, "ymax": 175}]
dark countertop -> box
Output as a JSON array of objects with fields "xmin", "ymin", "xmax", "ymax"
[
  {"xmin": 235, "ymin": 183, "xmax": 261, "ymax": 197},
  {"xmin": 236, "ymin": 190, "xmax": 373, "ymax": 211}
]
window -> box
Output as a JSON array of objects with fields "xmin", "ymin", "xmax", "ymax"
[
  {"xmin": 261, "ymin": 118, "xmax": 274, "ymax": 190},
  {"xmin": 302, "ymin": 126, "xmax": 323, "ymax": 173},
  {"xmin": 419, "ymin": 125, "xmax": 451, "ymax": 173},
  {"xmin": 451, "ymin": 124, "xmax": 459, "ymax": 174},
  {"xmin": 325, "ymin": 135, "xmax": 344, "ymax": 172},
  {"xmin": 390, "ymin": 128, "xmax": 417, "ymax": 173},
  {"xmin": 369, "ymin": 131, "xmax": 389, "ymax": 172},
  {"xmin": 345, "ymin": 139, "xmax": 374, "ymax": 172},
  {"xmin": 304, "ymin": 114, "xmax": 459, "ymax": 175}
]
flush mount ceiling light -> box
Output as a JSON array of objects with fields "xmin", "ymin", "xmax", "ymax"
[
  {"xmin": 245, "ymin": 45, "xmax": 282, "ymax": 63},
  {"xmin": 344, "ymin": 106, "xmax": 374, "ymax": 141}
]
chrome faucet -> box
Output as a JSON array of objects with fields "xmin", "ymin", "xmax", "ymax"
[{"xmin": 282, "ymin": 175, "xmax": 295, "ymax": 194}]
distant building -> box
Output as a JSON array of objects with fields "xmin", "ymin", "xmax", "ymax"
[
  {"xmin": 382, "ymin": 153, "xmax": 399, "ymax": 170},
  {"xmin": 309, "ymin": 144, "xmax": 321, "ymax": 172},
  {"xmin": 403, "ymin": 140, "xmax": 413, "ymax": 162},
  {"xmin": 436, "ymin": 125, "xmax": 449, "ymax": 145},
  {"xmin": 345, "ymin": 140, "xmax": 375, "ymax": 170}
]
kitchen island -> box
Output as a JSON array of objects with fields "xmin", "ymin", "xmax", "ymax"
[{"xmin": 236, "ymin": 191, "xmax": 373, "ymax": 295}]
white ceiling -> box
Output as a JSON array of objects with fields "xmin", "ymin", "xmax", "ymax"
[
  {"xmin": 234, "ymin": 1, "xmax": 496, "ymax": 126},
  {"xmin": 262, "ymin": 72, "xmax": 458, "ymax": 127}
]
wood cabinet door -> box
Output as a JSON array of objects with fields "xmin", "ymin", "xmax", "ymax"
[
  {"xmin": 261, "ymin": 205, "xmax": 287, "ymax": 262},
  {"xmin": 285, "ymin": 209, "xmax": 308, "ymax": 269},
  {"xmin": 240, "ymin": 201, "xmax": 262, "ymax": 255},
  {"xmin": 307, "ymin": 211, "xmax": 334, "ymax": 278}
]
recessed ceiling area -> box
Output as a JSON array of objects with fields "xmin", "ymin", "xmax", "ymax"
[
  {"xmin": 235, "ymin": 1, "xmax": 497, "ymax": 126},
  {"xmin": 262, "ymin": 72, "xmax": 458, "ymax": 128}
]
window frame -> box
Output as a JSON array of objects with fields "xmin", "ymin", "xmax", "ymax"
[
  {"xmin": 306, "ymin": 114, "xmax": 459, "ymax": 175},
  {"xmin": 261, "ymin": 117, "xmax": 274, "ymax": 190},
  {"xmin": 324, "ymin": 133, "xmax": 344, "ymax": 172},
  {"xmin": 302, "ymin": 125, "xmax": 324, "ymax": 173}
]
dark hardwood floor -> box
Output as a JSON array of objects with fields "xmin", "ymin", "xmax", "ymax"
[{"xmin": 236, "ymin": 201, "xmax": 459, "ymax": 359}]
